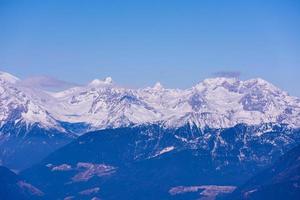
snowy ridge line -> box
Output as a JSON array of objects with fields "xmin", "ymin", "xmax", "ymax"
[{"xmin": 0, "ymin": 71, "xmax": 300, "ymax": 132}]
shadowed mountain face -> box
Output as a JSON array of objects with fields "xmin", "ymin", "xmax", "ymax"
[
  {"xmin": 0, "ymin": 73, "xmax": 77, "ymax": 170},
  {"xmin": 21, "ymin": 124, "xmax": 300, "ymax": 200},
  {"xmin": 224, "ymin": 145, "xmax": 300, "ymax": 200},
  {"xmin": 0, "ymin": 122, "xmax": 74, "ymax": 171},
  {"xmin": 0, "ymin": 166, "xmax": 43, "ymax": 200}
]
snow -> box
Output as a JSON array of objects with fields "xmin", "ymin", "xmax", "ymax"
[
  {"xmin": 104, "ymin": 77, "xmax": 113, "ymax": 84},
  {"xmin": 1, "ymin": 70, "xmax": 300, "ymax": 133},
  {"xmin": 169, "ymin": 185, "xmax": 236, "ymax": 199},
  {"xmin": 244, "ymin": 189, "xmax": 258, "ymax": 198},
  {"xmin": 88, "ymin": 77, "xmax": 113, "ymax": 87},
  {"xmin": 0, "ymin": 71, "xmax": 20, "ymax": 84},
  {"xmin": 0, "ymin": 75, "xmax": 63, "ymax": 131},
  {"xmin": 72, "ymin": 162, "xmax": 116, "ymax": 182},
  {"xmin": 64, "ymin": 196, "xmax": 75, "ymax": 200},
  {"xmin": 17, "ymin": 181, "xmax": 44, "ymax": 196},
  {"xmin": 150, "ymin": 146, "xmax": 175, "ymax": 158},
  {"xmin": 46, "ymin": 162, "xmax": 116, "ymax": 182},
  {"xmin": 152, "ymin": 82, "xmax": 164, "ymax": 90},
  {"xmin": 51, "ymin": 164, "xmax": 72, "ymax": 171},
  {"xmin": 91, "ymin": 197, "xmax": 101, "ymax": 200},
  {"xmin": 158, "ymin": 146, "xmax": 175, "ymax": 155},
  {"xmin": 79, "ymin": 187, "xmax": 100, "ymax": 195},
  {"xmin": 160, "ymin": 146, "xmax": 175, "ymax": 154}
]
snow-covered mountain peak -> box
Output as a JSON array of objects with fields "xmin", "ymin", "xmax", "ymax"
[
  {"xmin": 0, "ymin": 71, "xmax": 20, "ymax": 84},
  {"xmin": 104, "ymin": 76, "xmax": 113, "ymax": 84},
  {"xmin": 88, "ymin": 77, "xmax": 113, "ymax": 87},
  {"xmin": 89, "ymin": 79, "xmax": 102, "ymax": 86},
  {"xmin": 0, "ymin": 83, "xmax": 64, "ymax": 132},
  {"xmin": 194, "ymin": 77, "xmax": 240, "ymax": 91},
  {"xmin": 0, "ymin": 73, "xmax": 66, "ymax": 132},
  {"xmin": 193, "ymin": 77, "xmax": 284, "ymax": 96},
  {"xmin": 1, "ymin": 71, "xmax": 300, "ymax": 132},
  {"xmin": 247, "ymin": 77, "xmax": 272, "ymax": 85},
  {"xmin": 243, "ymin": 78, "xmax": 283, "ymax": 93},
  {"xmin": 202, "ymin": 77, "xmax": 239, "ymax": 85},
  {"xmin": 152, "ymin": 82, "xmax": 163, "ymax": 90}
]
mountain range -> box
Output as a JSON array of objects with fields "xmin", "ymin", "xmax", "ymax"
[
  {"xmin": 21, "ymin": 124, "xmax": 300, "ymax": 199},
  {"xmin": 0, "ymin": 71, "xmax": 300, "ymax": 199},
  {"xmin": 1, "ymin": 71, "xmax": 300, "ymax": 132}
]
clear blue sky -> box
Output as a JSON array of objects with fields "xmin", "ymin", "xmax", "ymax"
[{"xmin": 1, "ymin": 0, "xmax": 300, "ymax": 95}]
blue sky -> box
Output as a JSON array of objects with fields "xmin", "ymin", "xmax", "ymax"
[{"xmin": 1, "ymin": 0, "xmax": 300, "ymax": 95}]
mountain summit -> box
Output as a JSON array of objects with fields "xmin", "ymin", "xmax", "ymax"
[{"xmin": 1, "ymin": 71, "xmax": 300, "ymax": 132}]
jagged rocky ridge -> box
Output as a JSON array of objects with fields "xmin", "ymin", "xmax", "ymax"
[{"xmin": 1, "ymin": 71, "xmax": 300, "ymax": 132}]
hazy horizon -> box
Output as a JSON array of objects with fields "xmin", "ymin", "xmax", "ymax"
[
  {"xmin": 1, "ymin": 70, "xmax": 299, "ymax": 98},
  {"xmin": 1, "ymin": 0, "xmax": 300, "ymax": 95}
]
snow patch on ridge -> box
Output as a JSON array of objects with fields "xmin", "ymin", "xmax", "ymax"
[
  {"xmin": 51, "ymin": 164, "xmax": 72, "ymax": 171},
  {"xmin": 169, "ymin": 185, "xmax": 236, "ymax": 199},
  {"xmin": 72, "ymin": 162, "xmax": 116, "ymax": 182},
  {"xmin": 157, "ymin": 146, "xmax": 175, "ymax": 156},
  {"xmin": 0, "ymin": 71, "xmax": 20, "ymax": 84}
]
